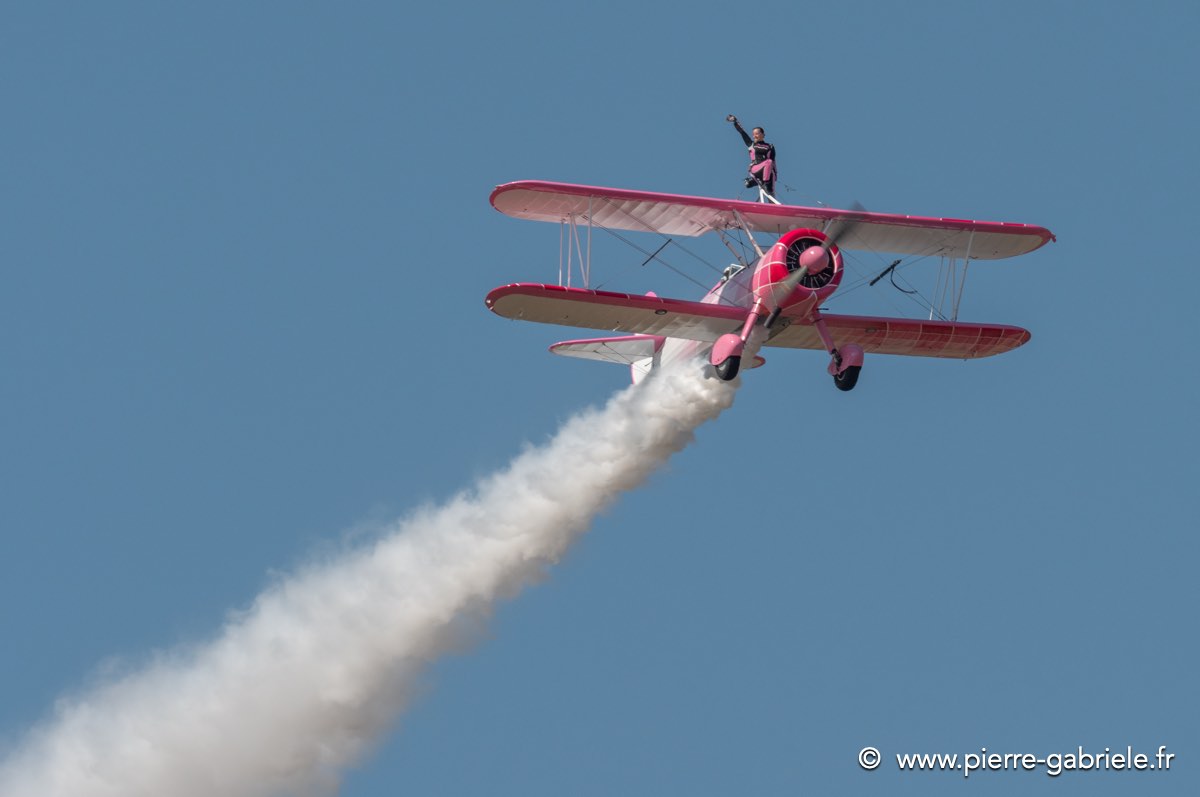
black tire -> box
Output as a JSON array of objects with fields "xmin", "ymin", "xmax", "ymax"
[
  {"xmin": 715, "ymin": 355, "xmax": 741, "ymax": 381},
  {"xmin": 833, "ymin": 365, "xmax": 861, "ymax": 392}
]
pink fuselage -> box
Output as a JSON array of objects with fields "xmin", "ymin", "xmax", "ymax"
[{"xmin": 655, "ymin": 266, "xmax": 757, "ymax": 368}]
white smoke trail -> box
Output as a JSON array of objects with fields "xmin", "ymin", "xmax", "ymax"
[{"xmin": 0, "ymin": 361, "xmax": 736, "ymax": 797}]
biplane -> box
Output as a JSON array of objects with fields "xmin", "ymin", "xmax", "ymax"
[{"xmin": 486, "ymin": 181, "xmax": 1054, "ymax": 390}]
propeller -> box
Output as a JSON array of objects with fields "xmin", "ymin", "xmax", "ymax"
[{"xmin": 765, "ymin": 200, "xmax": 867, "ymax": 310}]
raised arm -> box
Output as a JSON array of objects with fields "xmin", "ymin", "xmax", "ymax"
[{"xmin": 727, "ymin": 114, "xmax": 752, "ymax": 148}]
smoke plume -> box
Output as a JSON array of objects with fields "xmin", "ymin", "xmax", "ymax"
[{"xmin": 0, "ymin": 361, "xmax": 736, "ymax": 797}]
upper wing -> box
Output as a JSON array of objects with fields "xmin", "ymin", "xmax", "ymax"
[
  {"xmin": 486, "ymin": 283, "xmax": 744, "ymax": 341},
  {"xmin": 491, "ymin": 181, "xmax": 1054, "ymax": 260},
  {"xmin": 767, "ymin": 313, "xmax": 1030, "ymax": 359}
]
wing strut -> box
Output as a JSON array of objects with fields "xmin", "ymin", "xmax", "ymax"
[
  {"xmin": 715, "ymin": 229, "xmax": 751, "ymax": 267},
  {"xmin": 930, "ymin": 230, "xmax": 974, "ymax": 321},
  {"xmin": 559, "ymin": 201, "xmax": 595, "ymax": 288},
  {"xmin": 730, "ymin": 209, "xmax": 766, "ymax": 258},
  {"xmin": 951, "ymin": 231, "xmax": 975, "ymax": 321}
]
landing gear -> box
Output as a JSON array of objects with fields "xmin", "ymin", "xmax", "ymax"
[
  {"xmin": 710, "ymin": 331, "xmax": 748, "ymax": 382},
  {"xmin": 810, "ymin": 315, "xmax": 864, "ymax": 394},
  {"xmin": 714, "ymin": 356, "xmax": 741, "ymax": 381},
  {"xmin": 832, "ymin": 365, "xmax": 861, "ymax": 392}
]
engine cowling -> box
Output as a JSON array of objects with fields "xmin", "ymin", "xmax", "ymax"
[{"xmin": 751, "ymin": 227, "xmax": 845, "ymax": 311}]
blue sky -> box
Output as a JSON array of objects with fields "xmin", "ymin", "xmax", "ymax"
[{"xmin": 1, "ymin": 1, "xmax": 1196, "ymax": 795}]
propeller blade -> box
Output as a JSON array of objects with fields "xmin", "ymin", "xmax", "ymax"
[
  {"xmin": 772, "ymin": 264, "xmax": 810, "ymax": 303},
  {"xmin": 821, "ymin": 199, "xmax": 866, "ymax": 252}
]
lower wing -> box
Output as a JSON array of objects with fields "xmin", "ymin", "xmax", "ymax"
[
  {"xmin": 486, "ymin": 283, "xmax": 744, "ymax": 342},
  {"xmin": 486, "ymin": 283, "xmax": 1029, "ymax": 359},
  {"xmin": 765, "ymin": 314, "xmax": 1030, "ymax": 359}
]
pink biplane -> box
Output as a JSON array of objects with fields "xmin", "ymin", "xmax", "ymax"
[{"xmin": 486, "ymin": 181, "xmax": 1054, "ymax": 390}]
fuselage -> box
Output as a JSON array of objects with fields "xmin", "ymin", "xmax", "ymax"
[{"xmin": 655, "ymin": 265, "xmax": 757, "ymax": 369}]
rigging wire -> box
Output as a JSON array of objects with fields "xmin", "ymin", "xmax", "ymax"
[
  {"xmin": 590, "ymin": 223, "xmax": 712, "ymax": 293},
  {"xmin": 595, "ymin": 196, "xmax": 726, "ymax": 276},
  {"xmin": 829, "ymin": 250, "xmax": 951, "ymax": 321},
  {"xmin": 562, "ymin": 190, "xmax": 968, "ymax": 323},
  {"xmin": 834, "ymin": 254, "xmax": 921, "ymax": 320}
]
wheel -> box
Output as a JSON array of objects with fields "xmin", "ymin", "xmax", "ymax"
[
  {"xmin": 832, "ymin": 365, "xmax": 861, "ymax": 392},
  {"xmin": 714, "ymin": 355, "xmax": 741, "ymax": 381}
]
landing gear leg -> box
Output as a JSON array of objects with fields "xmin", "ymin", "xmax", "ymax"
[
  {"xmin": 812, "ymin": 315, "xmax": 865, "ymax": 392},
  {"xmin": 710, "ymin": 306, "xmax": 765, "ymax": 382}
]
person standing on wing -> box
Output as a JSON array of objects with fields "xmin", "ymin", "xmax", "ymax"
[{"xmin": 727, "ymin": 114, "xmax": 776, "ymax": 200}]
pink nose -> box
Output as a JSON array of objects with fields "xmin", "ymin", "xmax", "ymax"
[{"xmin": 799, "ymin": 245, "xmax": 829, "ymax": 274}]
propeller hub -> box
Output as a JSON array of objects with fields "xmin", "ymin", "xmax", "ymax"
[{"xmin": 798, "ymin": 245, "xmax": 829, "ymax": 274}]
